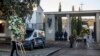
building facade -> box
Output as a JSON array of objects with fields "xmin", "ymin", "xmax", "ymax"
[
  {"xmin": 25, "ymin": 5, "xmax": 45, "ymax": 30},
  {"xmin": 44, "ymin": 10, "xmax": 100, "ymax": 43}
]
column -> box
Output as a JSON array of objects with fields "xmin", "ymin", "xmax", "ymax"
[
  {"xmin": 58, "ymin": 16, "xmax": 62, "ymax": 32},
  {"xmin": 45, "ymin": 14, "xmax": 55, "ymax": 41},
  {"xmin": 96, "ymin": 13, "xmax": 100, "ymax": 43},
  {"xmin": 55, "ymin": 16, "xmax": 58, "ymax": 31},
  {"xmin": 66, "ymin": 14, "xmax": 71, "ymax": 41}
]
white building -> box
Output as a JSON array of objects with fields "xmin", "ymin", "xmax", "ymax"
[{"xmin": 25, "ymin": 5, "xmax": 45, "ymax": 30}]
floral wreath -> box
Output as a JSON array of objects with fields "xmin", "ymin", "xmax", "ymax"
[{"xmin": 8, "ymin": 15, "xmax": 26, "ymax": 41}]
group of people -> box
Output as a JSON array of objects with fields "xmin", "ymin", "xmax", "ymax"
[
  {"xmin": 69, "ymin": 33, "xmax": 94, "ymax": 48},
  {"xmin": 55, "ymin": 31, "xmax": 68, "ymax": 41}
]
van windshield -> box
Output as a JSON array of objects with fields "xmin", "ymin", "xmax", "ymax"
[
  {"xmin": 25, "ymin": 30, "xmax": 33, "ymax": 39},
  {"xmin": 33, "ymin": 32, "xmax": 37, "ymax": 37}
]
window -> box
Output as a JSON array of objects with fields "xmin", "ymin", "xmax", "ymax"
[
  {"xmin": 33, "ymin": 32, "xmax": 37, "ymax": 37},
  {"xmin": 32, "ymin": 24, "xmax": 34, "ymax": 28},
  {"xmin": 0, "ymin": 20, "xmax": 5, "ymax": 33},
  {"xmin": 39, "ymin": 12, "xmax": 41, "ymax": 15}
]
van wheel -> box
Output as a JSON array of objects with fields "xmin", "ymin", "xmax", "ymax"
[
  {"xmin": 41, "ymin": 43, "xmax": 45, "ymax": 48},
  {"xmin": 29, "ymin": 43, "xmax": 34, "ymax": 50}
]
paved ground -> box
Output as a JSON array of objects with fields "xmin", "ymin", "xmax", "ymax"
[
  {"xmin": 0, "ymin": 47, "xmax": 60, "ymax": 56},
  {"xmin": 49, "ymin": 41, "xmax": 100, "ymax": 56},
  {"xmin": 50, "ymin": 48, "xmax": 100, "ymax": 56},
  {"xmin": 0, "ymin": 41, "xmax": 63, "ymax": 56},
  {"xmin": 0, "ymin": 41, "xmax": 100, "ymax": 56}
]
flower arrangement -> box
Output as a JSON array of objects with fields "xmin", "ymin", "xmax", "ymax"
[
  {"xmin": 80, "ymin": 27, "xmax": 89, "ymax": 36},
  {"xmin": 8, "ymin": 15, "xmax": 25, "ymax": 41}
]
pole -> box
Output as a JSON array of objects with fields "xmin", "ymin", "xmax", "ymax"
[{"xmin": 80, "ymin": 3, "xmax": 84, "ymax": 11}]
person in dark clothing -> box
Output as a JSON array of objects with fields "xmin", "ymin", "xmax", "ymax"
[
  {"xmin": 10, "ymin": 41, "xmax": 19, "ymax": 56},
  {"xmin": 60, "ymin": 31, "xmax": 63, "ymax": 41},
  {"xmin": 55, "ymin": 32, "xmax": 57, "ymax": 40},
  {"xmin": 64, "ymin": 31, "xmax": 68, "ymax": 41},
  {"xmin": 57, "ymin": 31, "xmax": 60, "ymax": 40},
  {"xmin": 55, "ymin": 31, "xmax": 59, "ymax": 41},
  {"xmin": 10, "ymin": 35, "xmax": 19, "ymax": 56},
  {"xmin": 69, "ymin": 35, "xmax": 75, "ymax": 48},
  {"xmin": 58, "ymin": 32, "xmax": 62, "ymax": 41},
  {"xmin": 92, "ymin": 31, "xmax": 95, "ymax": 42}
]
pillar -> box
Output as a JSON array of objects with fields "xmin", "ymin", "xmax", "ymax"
[
  {"xmin": 45, "ymin": 14, "xmax": 55, "ymax": 41},
  {"xmin": 66, "ymin": 14, "xmax": 71, "ymax": 41},
  {"xmin": 96, "ymin": 13, "xmax": 100, "ymax": 43},
  {"xmin": 55, "ymin": 16, "xmax": 58, "ymax": 31},
  {"xmin": 58, "ymin": 16, "xmax": 62, "ymax": 32}
]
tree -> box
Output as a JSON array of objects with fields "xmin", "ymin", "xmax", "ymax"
[
  {"xmin": 71, "ymin": 16, "xmax": 77, "ymax": 35},
  {"xmin": 1, "ymin": 0, "xmax": 40, "ymax": 40},
  {"xmin": 77, "ymin": 16, "xmax": 82, "ymax": 35},
  {"xmin": 2, "ymin": 0, "xmax": 40, "ymax": 17}
]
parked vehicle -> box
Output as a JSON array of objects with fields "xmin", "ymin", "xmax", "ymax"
[{"xmin": 23, "ymin": 30, "xmax": 45, "ymax": 50}]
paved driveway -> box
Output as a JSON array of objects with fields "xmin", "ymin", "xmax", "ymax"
[
  {"xmin": 0, "ymin": 47, "xmax": 60, "ymax": 56},
  {"xmin": 50, "ymin": 48, "xmax": 100, "ymax": 56}
]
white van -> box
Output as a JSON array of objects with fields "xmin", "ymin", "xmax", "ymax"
[{"xmin": 23, "ymin": 30, "xmax": 45, "ymax": 50}]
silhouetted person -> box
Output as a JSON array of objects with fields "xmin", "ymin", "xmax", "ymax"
[
  {"xmin": 55, "ymin": 31, "xmax": 59, "ymax": 41},
  {"xmin": 92, "ymin": 31, "xmax": 96, "ymax": 42},
  {"xmin": 10, "ymin": 35, "xmax": 19, "ymax": 56},
  {"xmin": 83, "ymin": 34, "xmax": 89, "ymax": 47},
  {"xmin": 69, "ymin": 35, "xmax": 75, "ymax": 48},
  {"xmin": 59, "ymin": 31, "xmax": 63, "ymax": 41},
  {"xmin": 57, "ymin": 31, "xmax": 59, "ymax": 40},
  {"xmin": 64, "ymin": 31, "xmax": 68, "ymax": 41}
]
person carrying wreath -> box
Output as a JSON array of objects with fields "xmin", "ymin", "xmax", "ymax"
[{"xmin": 8, "ymin": 15, "xmax": 26, "ymax": 56}]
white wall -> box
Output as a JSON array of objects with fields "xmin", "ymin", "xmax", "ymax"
[
  {"xmin": 25, "ymin": 6, "xmax": 44, "ymax": 30},
  {"xmin": 31, "ymin": 11, "xmax": 37, "ymax": 23},
  {"xmin": 45, "ymin": 15, "xmax": 55, "ymax": 41},
  {"xmin": 96, "ymin": 13, "xmax": 100, "ymax": 43}
]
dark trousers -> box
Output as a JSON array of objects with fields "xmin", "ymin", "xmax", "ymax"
[
  {"xmin": 10, "ymin": 41, "xmax": 19, "ymax": 56},
  {"xmin": 84, "ymin": 39, "xmax": 86, "ymax": 45},
  {"xmin": 70, "ymin": 42, "xmax": 74, "ymax": 48},
  {"xmin": 64, "ymin": 36, "xmax": 67, "ymax": 41}
]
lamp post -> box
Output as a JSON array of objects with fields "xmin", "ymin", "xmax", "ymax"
[{"xmin": 80, "ymin": 3, "xmax": 84, "ymax": 11}]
